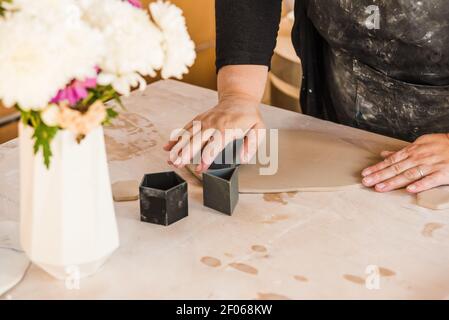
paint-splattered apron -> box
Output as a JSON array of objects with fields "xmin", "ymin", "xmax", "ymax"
[{"xmin": 307, "ymin": 0, "xmax": 449, "ymax": 141}]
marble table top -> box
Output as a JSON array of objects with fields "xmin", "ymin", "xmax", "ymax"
[{"xmin": 1, "ymin": 80, "xmax": 449, "ymax": 299}]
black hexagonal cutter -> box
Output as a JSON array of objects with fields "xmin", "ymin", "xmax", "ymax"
[
  {"xmin": 139, "ymin": 172, "xmax": 188, "ymax": 226},
  {"xmin": 203, "ymin": 166, "xmax": 239, "ymax": 216}
]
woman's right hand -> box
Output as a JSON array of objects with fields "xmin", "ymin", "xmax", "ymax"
[
  {"xmin": 164, "ymin": 64, "xmax": 269, "ymax": 172},
  {"xmin": 163, "ymin": 93, "xmax": 265, "ymax": 172}
]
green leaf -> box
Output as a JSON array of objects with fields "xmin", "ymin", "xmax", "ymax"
[
  {"xmin": 26, "ymin": 112, "xmax": 58, "ymax": 169},
  {"xmin": 113, "ymin": 95, "xmax": 125, "ymax": 110},
  {"xmin": 106, "ymin": 107, "xmax": 119, "ymax": 119},
  {"xmin": 103, "ymin": 107, "xmax": 119, "ymax": 126}
]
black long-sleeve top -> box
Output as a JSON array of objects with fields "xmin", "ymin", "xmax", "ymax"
[
  {"xmin": 215, "ymin": 0, "xmax": 336, "ymax": 121},
  {"xmin": 215, "ymin": 0, "xmax": 449, "ymax": 141}
]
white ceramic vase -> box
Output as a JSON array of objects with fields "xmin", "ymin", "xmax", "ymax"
[{"xmin": 19, "ymin": 123, "xmax": 119, "ymax": 280}]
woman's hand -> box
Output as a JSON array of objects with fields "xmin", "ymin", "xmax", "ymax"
[
  {"xmin": 163, "ymin": 94, "xmax": 265, "ymax": 172},
  {"xmin": 164, "ymin": 65, "xmax": 268, "ymax": 173},
  {"xmin": 362, "ymin": 134, "xmax": 449, "ymax": 193}
]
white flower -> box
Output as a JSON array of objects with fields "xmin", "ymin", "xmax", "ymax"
[
  {"xmin": 0, "ymin": 0, "xmax": 196, "ymax": 109},
  {"xmin": 97, "ymin": 72, "xmax": 146, "ymax": 96},
  {"xmin": 0, "ymin": 0, "xmax": 104, "ymax": 110},
  {"xmin": 149, "ymin": 1, "xmax": 196, "ymax": 79},
  {"xmin": 5, "ymin": 0, "xmax": 80, "ymax": 24},
  {"xmin": 79, "ymin": 0, "xmax": 164, "ymax": 95},
  {"xmin": 41, "ymin": 104, "xmax": 61, "ymax": 127}
]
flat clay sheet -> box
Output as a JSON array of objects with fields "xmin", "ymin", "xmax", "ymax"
[{"xmin": 189, "ymin": 130, "xmax": 381, "ymax": 194}]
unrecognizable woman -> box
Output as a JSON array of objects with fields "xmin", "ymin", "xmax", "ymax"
[{"xmin": 165, "ymin": 0, "xmax": 449, "ymax": 194}]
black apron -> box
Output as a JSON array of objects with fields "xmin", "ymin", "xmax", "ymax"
[{"xmin": 298, "ymin": 0, "xmax": 449, "ymax": 142}]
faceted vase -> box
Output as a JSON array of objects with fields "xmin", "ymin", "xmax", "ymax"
[{"xmin": 19, "ymin": 123, "xmax": 119, "ymax": 280}]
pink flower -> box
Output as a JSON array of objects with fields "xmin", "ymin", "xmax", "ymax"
[
  {"xmin": 127, "ymin": 0, "xmax": 142, "ymax": 8},
  {"xmin": 51, "ymin": 77, "xmax": 97, "ymax": 106}
]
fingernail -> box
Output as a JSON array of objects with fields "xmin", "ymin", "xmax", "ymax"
[
  {"xmin": 376, "ymin": 183, "xmax": 386, "ymax": 191},
  {"xmin": 362, "ymin": 177, "xmax": 372, "ymax": 185},
  {"xmin": 362, "ymin": 169, "xmax": 370, "ymax": 177},
  {"xmin": 174, "ymin": 158, "xmax": 182, "ymax": 166},
  {"xmin": 407, "ymin": 185, "xmax": 417, "ymax": 192}
]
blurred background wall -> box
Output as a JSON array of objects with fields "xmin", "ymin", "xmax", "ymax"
[
  {"xmin": 142, "ymin": 0, "xmax": 218, "ymax": 90},
  {"xmin": 0, "ymin": 0, "xmax": 299, "ymax": 144}
]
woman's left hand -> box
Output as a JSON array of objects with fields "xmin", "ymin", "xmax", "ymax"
[{"xmin": 361, "ymin": 134, "xmax": 449, "ymax": 193}]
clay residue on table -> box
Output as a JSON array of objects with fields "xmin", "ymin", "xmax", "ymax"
[
  {"xmin": 257, "ymin": 292, "xmax": 290, "ymax": 300},
  {"xmin": 263, "ymin": 194, "xmax": 287, "ymax": 205},
  {"xmin": 422, "ymin": 223, "xmax": 444, "ymax": 238},
  {"xmin": 229, "ymin": 263, "xmax": 258, "ymax": 275},
  {"xmin": 379, "ymin": 267, "xmax": 396, "ymax": 277},
  {"xmin": 262, "ymin": 213, "xmax": 290, "ymax": 224},
  {"xmin": 293, "ymin": 275, "xmax": 309, "ymax": 282},
  {"xmin": 104, "ymin": 112, "xmax": 159, "ymax": 161},
  {"xmin": 200, "ymin": 256, "xmax": 221, "ymax": 268},
  {"xmin": 251, "ymin": 245, "xmax": 268, "ymax": 253},
  {"xmin": 263, "ymin": 192, "xmax": 298, "ymax": 205},
  {"xmin": 343, "ymin": 274, "xmax": 365, "ymax": 285}
]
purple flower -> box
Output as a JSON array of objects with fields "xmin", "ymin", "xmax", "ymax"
[{"xmin": 51, "ymin": 77, "xmax": 97, "ymax": 106}]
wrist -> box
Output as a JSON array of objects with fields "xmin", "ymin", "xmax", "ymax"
[
  {"xmin": 217, "ymin": 65, "xmax": 268, "ymax": 104},
  {"xmin": 219, "ymin": 91, "xmax": 261, "ymax": 106}
]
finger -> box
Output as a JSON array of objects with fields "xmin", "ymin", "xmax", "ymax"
[
  {"xmin": 240, "ymin": 136, "xmax": 251, "ymax": 164},
  {"xmin": 178, "ymin": 129, "xmax": 216, "ymax": 168},
  {"xmin": 362, "ymin": 158, "xmax": 419, "ymax": 187},
  {"xmin": 163, "ymin": 120, "xmax": 195, "ymax": 151},
  {"xmin": 240, "ymin": 122, "xmax": 266, "ymax": 164},
  {"xmin": 374, "ymin": 165, "xmax": 432, "ymax": 193},
  {"xmin": 168, "ymin": 130, "xmax": 192, "ymax": 165},
  {"xmin": 163, "ymin": 140, "xmax": 178, "ymax": 152},
  {"xmin": 362, "ymin": 146, "xmax": 414, "ymax": 177},
  {"xmin": 200, "ymin": 130, "xmax": 233, "ymax": 172},
  {"xmin": 407, "ymin": 172, "xmax": 446, "ymax": 193},
  {"xmin": 195, "ymin": 134, "xmax": 217, "ymax": 172},
  {"xmin": 381, "ymin": 151, "xmax": 394, "ymax": 158},
  {"xmin": 168, "ymin": 121, "xmax": 203, "ymax": 165}
]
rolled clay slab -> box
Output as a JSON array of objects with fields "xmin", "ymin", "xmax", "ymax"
[
  {"xmin": 188, "ymin": 130, "xmax": 380, "ymax": 194},
  {"xmin": 112, "ymin": 180, "xmax": 140, "ymax": 202}
]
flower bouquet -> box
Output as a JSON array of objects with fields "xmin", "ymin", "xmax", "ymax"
[{"xmin": 0, "ymin": 0, "xmax": 195, "ymax": 279}]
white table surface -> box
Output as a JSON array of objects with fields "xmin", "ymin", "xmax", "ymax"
[{"xmin": 1, "ymin": 80, "xmax": 449, "ymax": 300}]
